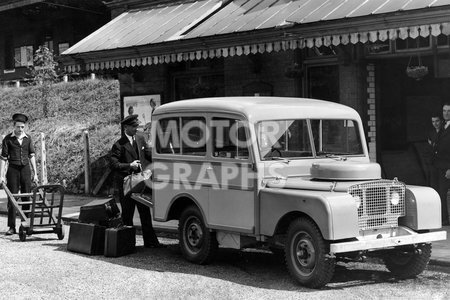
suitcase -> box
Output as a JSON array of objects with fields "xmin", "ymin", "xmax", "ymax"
[
  {"xmin": 79, "ymin": 198, "xmax": 120, "ymax": 224},
  {"xmin": 67, "ymin": 222, "xmax": 106, "ymax": 255},
  {"xmin": 104, "ymin": 226, "xmax": 136, "ymax": 257}
]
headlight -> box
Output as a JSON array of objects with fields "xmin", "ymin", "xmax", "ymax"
[
  {"xmin": 353, "ymin": 195, "xmax": 362, "ymax": 209},
  {"xmin": 390, "ymin": 191, "xmax": 400, "ymax": 206}
]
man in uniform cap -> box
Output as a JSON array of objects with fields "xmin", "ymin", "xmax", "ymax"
[
  {"xmin": 0, "ymin": 113, "xmax": 38, "ymax": 235},
  {"xmin": 110, "ymin": 114, "xmax": 163, "ymax": 247}
]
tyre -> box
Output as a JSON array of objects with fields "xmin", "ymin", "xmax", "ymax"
[
  {"xmin": 384, "ymin": 243, "xmax": 431, "ymax": 279},
  {"xmin": 57, "ymin": 226, "xmax": 65, "ymax": 240},
  {"xmin": 285, "ymin": 218, "xmax": 335, "ymax": 288},
  {"xmin": 179, "ymin": 205, "xmax": 218, "ymax": 264},
  {"xmin": 19, "ymin": 225, "xmax": 27, "ymax": 242}
]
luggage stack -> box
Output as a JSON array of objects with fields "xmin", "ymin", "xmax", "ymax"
[{"xmin": 67, "ymin": 198, "xmax": 136, "ymax": 257}]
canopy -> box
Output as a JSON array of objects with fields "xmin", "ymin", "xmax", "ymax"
[{"xmin": 62, "ymin": 0, "xmax": 450, "ymax": 71}]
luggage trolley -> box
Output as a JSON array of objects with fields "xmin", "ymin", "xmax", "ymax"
[{"xmin": 2, "ymin": 183, "xmax": 65, "ymax": 241}]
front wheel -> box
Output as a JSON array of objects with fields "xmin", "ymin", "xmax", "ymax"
[
  {"xmin": 285, "ymin": 218, "xmax": 335, "ymax": 288},
  {"xmin": 384, "ymin": 243, "xmax": 431, "ymax": 279},
  {"xmin": 179, "ymin": 206, "xmax": 218, "ymax": 265}
]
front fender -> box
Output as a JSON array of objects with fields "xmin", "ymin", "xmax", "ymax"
[
  {"xmin": 260, "ymin": 188, "xmax": 359, "ymax": 240},
  {"xmin": 399, "ymin": 185, "xmax": 442, "ymax": 230}
]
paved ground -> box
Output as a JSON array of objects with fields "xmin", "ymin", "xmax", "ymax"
[
  {"xmin": 0, "ymin": 189, "xmax": 448, "ymax": 266},
  {"xmin": 1, "ymin": 214, "xmax": 449, "ymax": 299}
]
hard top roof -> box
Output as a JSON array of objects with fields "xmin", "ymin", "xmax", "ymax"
[{"xmin": 153, "ymin": 97, "xmax": 360, "ymax": 122}]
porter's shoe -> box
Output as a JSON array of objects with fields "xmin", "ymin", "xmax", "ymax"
[{"xmin": 5, "ymin": 227, "xmax": 16, "ymax": 235}]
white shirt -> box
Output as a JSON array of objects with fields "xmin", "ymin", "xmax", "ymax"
[
  {"xmin": 11, "ymin": 131, "xmax": 28, "ymax": 146},
  {"xmin": 125, "ymin": 133, "xmax": 135, "ymax": 145},
  {"xmin": 445, "ymin": 121, "xmax": 450, "ymax": 130}
]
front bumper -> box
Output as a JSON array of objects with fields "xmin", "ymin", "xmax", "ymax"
[{"xmin": 330, "ymin": 227, "xmax": 447, "ymax": 254}]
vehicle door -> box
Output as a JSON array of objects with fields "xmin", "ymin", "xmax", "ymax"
[{"xmin": 207, "ymin": 115, "xmax": 256, "ymax": 234}]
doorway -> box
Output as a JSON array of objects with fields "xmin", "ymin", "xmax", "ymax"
[{"xmin": 377, "ymin": 58, "xmax": 449, "ymax": 185}]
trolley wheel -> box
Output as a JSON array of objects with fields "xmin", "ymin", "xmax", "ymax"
[
  {"xmin": 19, "ymin": 225, "xmax": 27, "ymax": 242},
  {"xmin": 57, "ymin": 226, "xmax": 65, "ymax": 240}
]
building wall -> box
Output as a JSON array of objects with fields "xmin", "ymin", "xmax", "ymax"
[
  {"xmin": 0, "ymin": 3, "xmax": 109, "ymax": 85},
  {"xmin": 118, "ymin": 64, "xmax": 168, "ymax": 105},
  {"xmin": 339, "ymin": 63, "xmax": 366, "ymax": 116},
  {"xmin": 224, "ymin": 50, "xmax": 298, "ymax": 97},
  {"xmin": 117, "ymin": 50, "xmax": 301, "ymax": 103}
]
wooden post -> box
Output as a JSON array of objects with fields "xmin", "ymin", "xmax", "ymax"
[
  {"xmin": 1, "ymin": 135, "xmax": 6, "ymax": 177},
  {"xmin": 83, "ymin": 130, "xmax": 91, "ymax": 194},
  {"xmin": 40, "ymin": 133, "xmax": 48, "ymax": 185}
]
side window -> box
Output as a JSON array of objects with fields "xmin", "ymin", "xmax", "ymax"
[
  {"xmin": 155, "ymin": 117, "xmax": 206, "ymax": 156},
  {"xmin": 14, "ymin": 45, "xmax": 34, "ymax": 67},
  {"xmin": 181, "ymin": 117, "xmax": 206, "ymax": 156},
  {"xmin": 155, "ymin": 118, "xmax": 180, "ymax": 154},
  {"xmin": 212, "ymin": 118, "xmax": 249, "ymax": 159}
]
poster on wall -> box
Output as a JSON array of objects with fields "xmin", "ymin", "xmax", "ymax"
[{"xmin": 123, "ymin": 94, "xmax": 161, "ymax": 130}]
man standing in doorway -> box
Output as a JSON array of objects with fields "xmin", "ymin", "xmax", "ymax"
[
  {"xmin": 110, "ymin": 114, "xmax": 163, "ymax": 247},
  {"xmin": 427, "ymin": 115, "xmax": 443, "ymax": 188},
  {"xmin": 0, "ymin": 113, "xmax": 38, "ymax": 235},
  {"xmin": 433, "ymin": 103, "xmax": 450, "ymax": 225}
]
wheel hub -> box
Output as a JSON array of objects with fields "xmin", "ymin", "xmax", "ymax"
[
  {"xmin": 295, "ymin": 237, "xmax": 316, "ymax": 269},
  {"xmin": 187, "ymin": 222, "xmax": 203, "ymax": 247}
]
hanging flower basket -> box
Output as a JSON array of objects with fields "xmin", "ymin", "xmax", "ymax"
[
  {"xmin": 406, "ymin": 53, "xmax": 428, "ymax": 80},
  {"xmin": 406, "ymin": 65, "xmax": 428, "ymax": 80}
]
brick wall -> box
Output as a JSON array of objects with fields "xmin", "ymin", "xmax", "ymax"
[
  {"xmin": 339, "ymin": 63, "xmax": 365, "ymax": 115},
  {"xmin": 224, "ymin": 51, "xmax": 298, "ymax": 97}
]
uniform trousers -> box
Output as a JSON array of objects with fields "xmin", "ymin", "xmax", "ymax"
[
  {"xmin": 6, "ymin": 164, "xmax": 32, "ymax": 228},
  {"xmin": 437, "ymin": 168, "xmax": 450, "ymax": 223},
  {"xmin": 115, "ymin": 174, "xmax": 159, "ymax": 246}
]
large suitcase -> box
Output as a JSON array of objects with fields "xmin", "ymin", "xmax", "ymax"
[
  {"xmin": 79, "ymin": 198, "xmax": 120, "ymax": 225},
  {"xmin": 104, "ymin": 226, "xmax": 136, "ymax": 257},
  {"xmin": 67, "ymin": 222, "xmax": 106, "ymax": 255}
]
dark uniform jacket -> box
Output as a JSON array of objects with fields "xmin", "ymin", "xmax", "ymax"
[
  {"xmin": 0, "ymin": 133, "xmax": 35, "ymax": 166},
  {"xmin": 434, "ymin": 125, "xmax": 450, "ymax": 170},
  {"xmin": 110, "ymin": 132, "xmax": 152, "ymax": 178}
]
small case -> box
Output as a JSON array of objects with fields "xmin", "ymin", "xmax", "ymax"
[
  {"xmin": 67, "ymin": 222, "xmax": 106, "ymax": 255},
  {"xmin": 104, "ymin": 226, "xmax": 136, "ymax": 257}
]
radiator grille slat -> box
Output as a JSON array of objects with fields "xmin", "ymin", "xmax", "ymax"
[{"xmin": 349, "ymin": 180, "xmax": 406, "ymax": 230}]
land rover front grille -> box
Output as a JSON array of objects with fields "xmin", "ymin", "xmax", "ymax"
[{"xmin": 348, "ymin": 179, "xmax": 406, "ymax": 230}]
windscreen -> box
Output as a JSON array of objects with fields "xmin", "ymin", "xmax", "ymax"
[{"xmin": 257, "ymin": 119, "xmax": 363, "ymax": 160}]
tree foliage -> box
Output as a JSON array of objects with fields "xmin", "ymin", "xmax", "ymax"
[
  {"xmin": 29, "ymin": 45, "xmax": 58, "ymax": 83},
  {"xmin": 29, "ymin": 46, "xmax": 59, "ymax": 117}
]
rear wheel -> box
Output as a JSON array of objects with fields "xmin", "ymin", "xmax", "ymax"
[
  {"xmin": 179, "ymin": 206, "xmax": 218, "ymax": 264},
  {"xmin": 384, "ymin": 243, "xmax": 431, "ymax": 278},
  {"xmin": 285, "ymin": 218, "xmax": 335, "ymax": 288}
]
